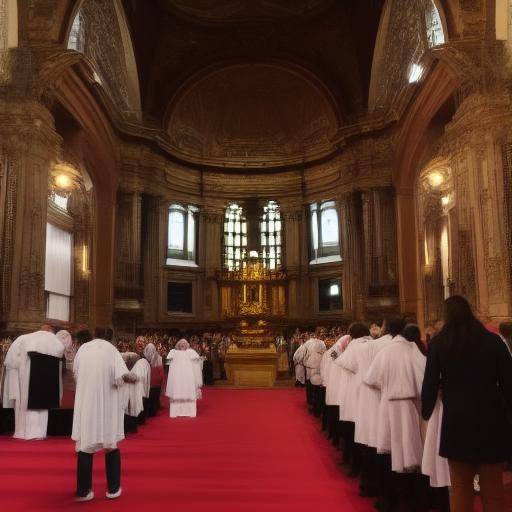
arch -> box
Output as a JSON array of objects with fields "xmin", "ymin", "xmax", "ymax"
[
  {"xmin": 53, "ymin": 65, "xmax": 121, "ymax": 327},
  {"xmin": 64, "ymin": 0, "xmax": 141, "ymax": 121},
  {"xmin": 393, "ymin": 62, "xmax": 459, "ymax": 324},
  {"xmin": 369, "ymin": 0, "xmax": 448, "ymax": 112},
  {"xmin": 165, "ymin": 62, "xmax": 341, "ymax": 168}
]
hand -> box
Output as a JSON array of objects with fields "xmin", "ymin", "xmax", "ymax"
[{"xmin": 122, "ymin": 372, "xmax": 138, "ymax": 383}]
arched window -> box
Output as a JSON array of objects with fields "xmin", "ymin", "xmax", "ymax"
[
  {"xmin": 224, "ymin": 203, "xmax": 247, "ymax": 270},
  {"xmin": 167, "ymin": 204, "xmax": 198, "ymax": 264},
  {"xmin": 425, "ymin": 1, "xmax": 445, "ymax": 48},
  {"xmin": 67, "ymin": 10, "xmax": 85, "ymax": 52},
  {"xmin": 310, "ymin": 200, "xmax": 340, "ymax": 263},
  {"xmin": 65, "ymin": 0, "xmax": 141, "ymax": 120},
  {"xmin": 261, "ymin": 200, "xmax": 282, "ymax": 270}
]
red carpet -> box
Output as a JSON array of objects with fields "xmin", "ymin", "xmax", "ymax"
[
  {"xmin": 0, "ymin": 389, "xmax": 374, "ymax": 512},
  {"xmin": 1, "ymin": 389, "xmax": 510, "ymax": 511}
]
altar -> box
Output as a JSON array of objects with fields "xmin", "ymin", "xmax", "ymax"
[
  {"xmin": 218, "ymin": 254, "xmax": 287, "ymax": 387},
  {"xmin": 224, "ymin": 344, "xmax": 278, "ymax": 388}
]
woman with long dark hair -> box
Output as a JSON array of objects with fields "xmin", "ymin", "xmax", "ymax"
[{"xmin": 421, "ymin": 296, "xmax": 512, "ymax": 512}]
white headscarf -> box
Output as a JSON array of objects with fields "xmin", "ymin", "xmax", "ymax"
[
  {"xmin": 143, "ymin": 342, "xmax": 163, "ymax": 368},
  {"xmin": 56, "ymin": 330, "xmax": 75, "ymax": 362},
  {"xmin": 175, "ymin": 339, "xmax": 190, "ymax": 351}
]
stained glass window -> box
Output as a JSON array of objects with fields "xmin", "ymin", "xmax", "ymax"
[
  {"xmin": 425, "ymin": 1, "xmax": 445, "ymax": 48},
  {"xmin": 68, "ymin": 10, "xmax": 85, "ymax": 52},
  {"xmin": 261, "ymin": 200, "xmax": 282, "ymax": 270},
  {"xmin": 224, "ymin": 203, "xmax": 247, "ymax": 270}
]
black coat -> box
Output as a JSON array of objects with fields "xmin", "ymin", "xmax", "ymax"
[{"xmin": 421, "ymin": 330, "xmax": 512, "ymax": 464}]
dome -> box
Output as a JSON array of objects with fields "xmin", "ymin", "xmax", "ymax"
[{"xmin": 166, "ymin": 63, "xmax": 340, "ymax": 168}]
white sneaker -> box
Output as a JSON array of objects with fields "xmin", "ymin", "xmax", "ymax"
[
  {"xmin": 106, "ymin": 488, "xmax": 122, "ymax": 499},
  {"xmin": 75, "ymin": 490, "xmax": 94, "ymax": 502},
  {"xmin": 474, "ymin": 475, "xmax": 480, "ymax": 493}
]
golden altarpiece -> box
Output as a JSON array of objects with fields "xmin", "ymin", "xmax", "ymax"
[{"xmin": 218, "ymin": 255, "xmax": 286, "ymax": 387}]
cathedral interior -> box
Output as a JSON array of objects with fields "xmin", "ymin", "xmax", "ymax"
[{"xmin": 1, "ymin": 0, "xmax": 511, "ymax": 340}]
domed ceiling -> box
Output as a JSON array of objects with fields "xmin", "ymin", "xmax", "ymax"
[
  {"xmin": 166, "ymin": 64, "xmax": 339, "ymax": 168},
  {"xmin": 122, "ymin": 0, "xmax": 386, "ymax": 168}
]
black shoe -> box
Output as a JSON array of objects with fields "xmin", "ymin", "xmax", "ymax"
[{"xmin": 359, "ymin": 487, "xmax": 378, "ymax": 498}]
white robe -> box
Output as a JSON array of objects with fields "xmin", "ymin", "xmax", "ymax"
[
  {"xmin": 356, "ymin": 334, "xmax": 393, "ymax": 447},
  {"xmin": 166, "ymin": 349, "xmax": 202, "ymax": 418},
  {"xmin": 4, "ymin": 331, "xmax": 64, "ymax": 440},
  {"xmin": 124, "ymin": 358, "xmax": 150, "ymax": 418},
  {"xmin": 334, "ymin": 336, "xmax": 367, "ymax": 420},
  {"xmin": 302, "ymin": 338, "xmax": 322, "ymax": 380},
  {"xmin": 304, "ymin": 339, "xmax": 326, "ymax": 386},
  {"xmin": 325, "ymin": 335, "xmax": 351, "ymax": 406},
  {"xmin": 72, "ymin": 339, "xmax": 129, "ymax": 453},
  {"xmin": 338, "ymin": 336, "xmax": 373, "ymax": 422},
  {"xmin": 364, "ymin": 337, "xmax": 426, "ymax": 472},
  {"xmin": 422, "ymin": 400, "xmax": 451, "ymax": 487},
  {"xmin": 292, "ymin": 344, "xmax": 306, "ymax": 385},
  {"xmin": 133, "ymin": 358, "xmax": 151, "ymax": 399}
]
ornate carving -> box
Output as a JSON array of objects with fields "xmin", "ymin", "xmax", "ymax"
[
  {"xmin": 68, "ymin": 0, "xmax": 139, "ymax": 119},
  {"xmin": 167, "ymin": 64, "xmax": 339, "ymax": 168},
  {"xmin": 0, "ymin": 153, "xmax": 16, "ymax": 315},
  {"xmin": 370, "ymin": 0, "xmax": 431, "ymax": 113}
]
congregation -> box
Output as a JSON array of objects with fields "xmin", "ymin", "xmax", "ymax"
[{"xmin": 294, "ymin": 296, "xmax": 512, "ymax": 512}]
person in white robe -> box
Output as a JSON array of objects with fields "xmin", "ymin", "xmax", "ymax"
[
  {"xmin": 166, "ymin": 339, "xmax": 202, "ymax": 418},
  {"xmin": 121, "ymin": 352, "xmax": 145, "ymax": 427},
  {"xmin": 3, "ymin": 330, "xmax": 64, "ymax": 440},
  {"xmin": 323, "ymin": 334, "xmax": 351, "ymax": 444},
  {"xmin": 338, "ymin": 327, "xmax": 393, "ymax": 495},
  {"xmin": 72, "ymin": 337, "xmax": 136, "ymax": 501},
  {"xmin": 334, "ymin": 324, "xmax": 373, "ymax": 475},
  {"xmin": 362, "ymin": 318, "xmax": 413, "ymax": 509},
  {"xmin": 132, "ymin": 357, "xmax": 151, "ymax": 420},
  {"xmin": 143, "ymin": 343, "xmax": 164, "ymax": 417},
  {"xmin": 302, "ymin": 336, "xmax": 323, "ymax": 405},
  {"xmin": 304, "ymin": 339, "xmax": 326, "ymax": 416},
  {"xmin": 292, "ymin": 341, "xmax": 306, "ymax": 386}
]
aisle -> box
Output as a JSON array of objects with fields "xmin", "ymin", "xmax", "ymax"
[{"xmin": 0, "ymin": 389, "xmax": 372, "ymax": 512}]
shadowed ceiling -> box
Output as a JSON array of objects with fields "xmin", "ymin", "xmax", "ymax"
[{"xmin": 121, "ymin": 0, "xmax": 386, "ymax": 167}]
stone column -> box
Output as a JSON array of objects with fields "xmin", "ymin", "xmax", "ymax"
[
  {"xmin": 282, "ymin": 208, "xmax": 303, "ymax": 319},
  {"xmin": 142, "ymin": 195, "xmax": 165, "ymax": 324},
  {"xmin": 200, "ymin": 208, "xmax": 223, "ymax": 321},
  {"xmin": 395, "ymin": 187, "xmax": 423, "ymax": 324},
  {"xmin": 114, "ymin": 190, "xmax": 142, "ymax": 306},
  {"xmin": 0, "ymin": 100, "xmax": 61, "ymax": 330},
  {"xmin": 339, "ymin": 191, "xmax": 365, "ymax": 319}
]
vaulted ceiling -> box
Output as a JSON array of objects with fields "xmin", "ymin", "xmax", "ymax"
[{"xmin": 121, "ymin": 0, "xmax": 385, "ymax": 166}]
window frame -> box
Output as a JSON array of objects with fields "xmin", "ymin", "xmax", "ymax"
[
  {"xmin": 167, "ymin": 203, "xmax": 199, "ymax": 263},
  {"xmin": 260, "ymin": 200, "xmax": 282, "ymax": 270},
  {"xmin": 223, "ymin": 203, "xmax": 247, "ymax": 271},
  {"xmin": 309, "ymin": 200, "xmax": 341, "ymax": 260},
  {"xmin": 318, "ymin": 277, "xmax": 343, "ymax": 313}
]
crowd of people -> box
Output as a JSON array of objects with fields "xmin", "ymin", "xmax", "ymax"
[
  {"xmin": 293, "ymin": 296, "xmax": 512, "ymax": 512},
  {"xmin": 0, "ymin": 325, "xmax": 204, "ymax": 501}
]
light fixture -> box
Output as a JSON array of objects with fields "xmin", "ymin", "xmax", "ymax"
[
  {"xmin": 54, "ymin": 173, "xmax": 73, "ymax": 190},
  {"xmin": 441, "ymin": 195, "xmax": 450, "ymax": 207},
  {"xmin": 427, "ymin": 171, "xmax": 444, "ymax": 188},
  {"xmin": 51, "ymin": 163, "xmax": 80, "ymax": 192}
]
